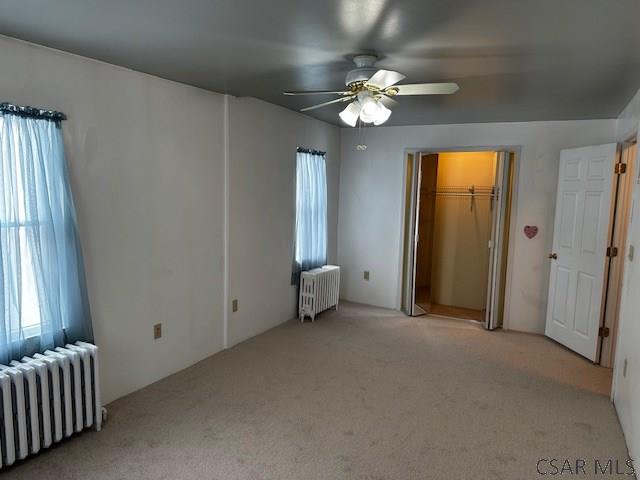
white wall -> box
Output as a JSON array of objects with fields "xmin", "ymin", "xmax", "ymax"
[
  {"xmin": 612, "ymin": 87, "xmax": 640, "ymax": 465},
  {"xmin": 228, "ymin": 98, "xmax": 340, "ymax": 346},
  {"xmin": 0, "ymin": 35, "xmax": 227, "ymax": 403},
  {"xmin": 0, "ymin": 35, "xmax": 342, "ymax": 404},
  {"xmin": 338, "ymin": 120, "xmax": 617, "ymax": 333}
]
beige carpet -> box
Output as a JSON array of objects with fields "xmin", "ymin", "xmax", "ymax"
[{"xmin": 3, "ymin": 303, "xmax": 629, "ymax": 479}]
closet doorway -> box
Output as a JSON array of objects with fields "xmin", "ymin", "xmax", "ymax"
[{"xmin": 401, "ymin": 150, "xmax": 516, "ymax": 330}]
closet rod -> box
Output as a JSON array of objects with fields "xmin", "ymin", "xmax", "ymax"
[{"xmin": 431, "ymin": 192, "xmax": 495, "ymax": 197}]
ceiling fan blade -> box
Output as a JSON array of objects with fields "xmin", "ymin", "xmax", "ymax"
[
  {"xmin": 366, "ymin": 69, "xmax": 406, "ymax": 89},
  {"xmin": 378, "ymin": 95, "xmax": 399, "ymax": 109},
  {"xmin": 300, "ymin": 96, "xmax": 354, "ymax": 112},
  {"xmin": 284, "ymin": 90, "xmax": 348, "ymax": 96},
  {"xmin": 393, "ymin": 82, "xmax": 459, "ymax": 95}
]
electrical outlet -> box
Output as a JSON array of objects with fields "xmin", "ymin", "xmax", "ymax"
[
  {"xmin": 232, "ymin": 299, "xmax": 238, "ymax": 312},
  {"xmin": 364, "ymin": 271, "xmax": 370, "ymax": 281},
  {"xmin": 153, "ymin": 323, "xmax": 162, "ymax": 340},
  {"xmin": 623, "ymin": 358, "xmax": 628, "ymax": 378}
]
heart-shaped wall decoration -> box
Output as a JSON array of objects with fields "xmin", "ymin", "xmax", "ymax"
[{"xmin": 524, "ymin": 225, "xmax": 539, "ymax": 239}]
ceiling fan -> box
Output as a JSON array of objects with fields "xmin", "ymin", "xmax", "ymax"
[{"xmin": 284, "ymin": 54, "xmax": 459, "ymax": 127}]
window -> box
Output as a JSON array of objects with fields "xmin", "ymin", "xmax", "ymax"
[
  {"xmin": 2, "ymin": 117, "xmax": 43, "ymax": 337},
  {"xmin": 11, "ymin": 215, "xmax": 43, "ymax": 338},
  {"xmin": 293, "ymin": 147, "xmax": 327, "ymax": 279},
  {"xmin": 0, "ymin": 104, "xmax": 93, "ymax": 363}
]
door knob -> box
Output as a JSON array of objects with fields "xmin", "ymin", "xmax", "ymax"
[{"xmin": 548, "ymin": 253, "xmax": 558, "ymax": 260}]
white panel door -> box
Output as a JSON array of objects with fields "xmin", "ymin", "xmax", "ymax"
[{"xmin": 545, "ymin": 143, "xmax": 618, "ymax": 361}]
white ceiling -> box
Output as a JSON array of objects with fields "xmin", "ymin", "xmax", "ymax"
[{"xmin": 1, "ymin": 0, "xmax": 639, "ymax": 126}]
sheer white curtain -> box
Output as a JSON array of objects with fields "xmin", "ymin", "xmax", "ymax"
[
  {"xmin": 293, "ymin": 149, "xmax": 327, "ymax": 282},
  {"xmin": 0, "ymin": 107, "xmax": 93, "ymax": 363}
]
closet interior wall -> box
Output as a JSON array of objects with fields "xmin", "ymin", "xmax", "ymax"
[{"xmin": 415, "ymin": 152, "xmax": 497, "ymax": 320}]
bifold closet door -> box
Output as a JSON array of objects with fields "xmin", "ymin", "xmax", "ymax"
[
  {"xmin": 402, "ymin": 152, "xmax": 431, "ymax": 316},
  {"xmin": 405, "ymin": 152, "xmax": 424, "ymax": 317},
  {"xmin": 401, "ymin": 153, "xmax": 417, "ymax": 315},
  {"xmin": 485, "ymin": 152, "xmax": 510, "ymax": 330}
]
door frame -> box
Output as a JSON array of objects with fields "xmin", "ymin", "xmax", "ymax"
[
  {"xmin": 398, "ymin": 145, "xmax": 521, "ymax": 329},
  {"xmin": 600, "ymin": 136, "xmax": 637, "ymax": 367}
]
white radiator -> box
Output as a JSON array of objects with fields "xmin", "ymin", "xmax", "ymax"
[
  {"xmin": 299, "ymin": 265, "xmax": 340, "ymax": 322},
  {"xmin": 0, "ymin": 341, "xmax": 102, "ymax": 469}
]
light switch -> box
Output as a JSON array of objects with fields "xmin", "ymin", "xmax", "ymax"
[
  {"xmin": 629, "ymin": 245, "xmax": 634, "ymax": 262},
  {"xmin": 364, "ymin": 271, "xmax": 370, "ymax": 281}
]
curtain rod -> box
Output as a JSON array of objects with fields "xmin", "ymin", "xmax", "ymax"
[
  {"xmin": 0, "ymin": 102, "xmax": 67, "ymax": 122},
  {"xmin": 297, "ymin": 146, "xmax": 326, "ymax": 156}
]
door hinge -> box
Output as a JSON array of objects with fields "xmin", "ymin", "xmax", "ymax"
[
  {"xmin": 615, "ymin": 163, "xmax": 627, "ymax": 174},
  {"xmin": 599, "ymin": 326, "xmax": 610, "ymax": 338},
  {"xmin": 607, "ymin": 246, "xmax": 618, "ymax": 258}
]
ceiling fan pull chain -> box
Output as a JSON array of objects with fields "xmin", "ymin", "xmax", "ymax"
[{"xmin": 356, "ymin": 121, "xmax": 367, "ymax": 151}]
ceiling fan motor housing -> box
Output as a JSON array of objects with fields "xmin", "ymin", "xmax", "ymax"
[{"xmin": 345, "ymin": 54, "xmax": 378, "ymax": 86}]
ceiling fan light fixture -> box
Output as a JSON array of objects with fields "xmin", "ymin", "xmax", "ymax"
[
  {"xmin": 339, "ymin": 101, "xmax": 361, "ymax": 127},
  {"xmin": 359, "ymin": 110, "xmax": 376, "ymax": 124},
  {"xmin": 356, "ymin": 92, "xmax": 391, "ymax": 125},
  {"xmin": 358, "ymin": 102, "xmax": 379, "ymax": 124},
  {"xmin": 358, "ymin": 93, "xmax": 379, "ymax": 120},
  {"xmin": 373, "ymin": 103, "xmax": 392, "ymax": 126}
]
